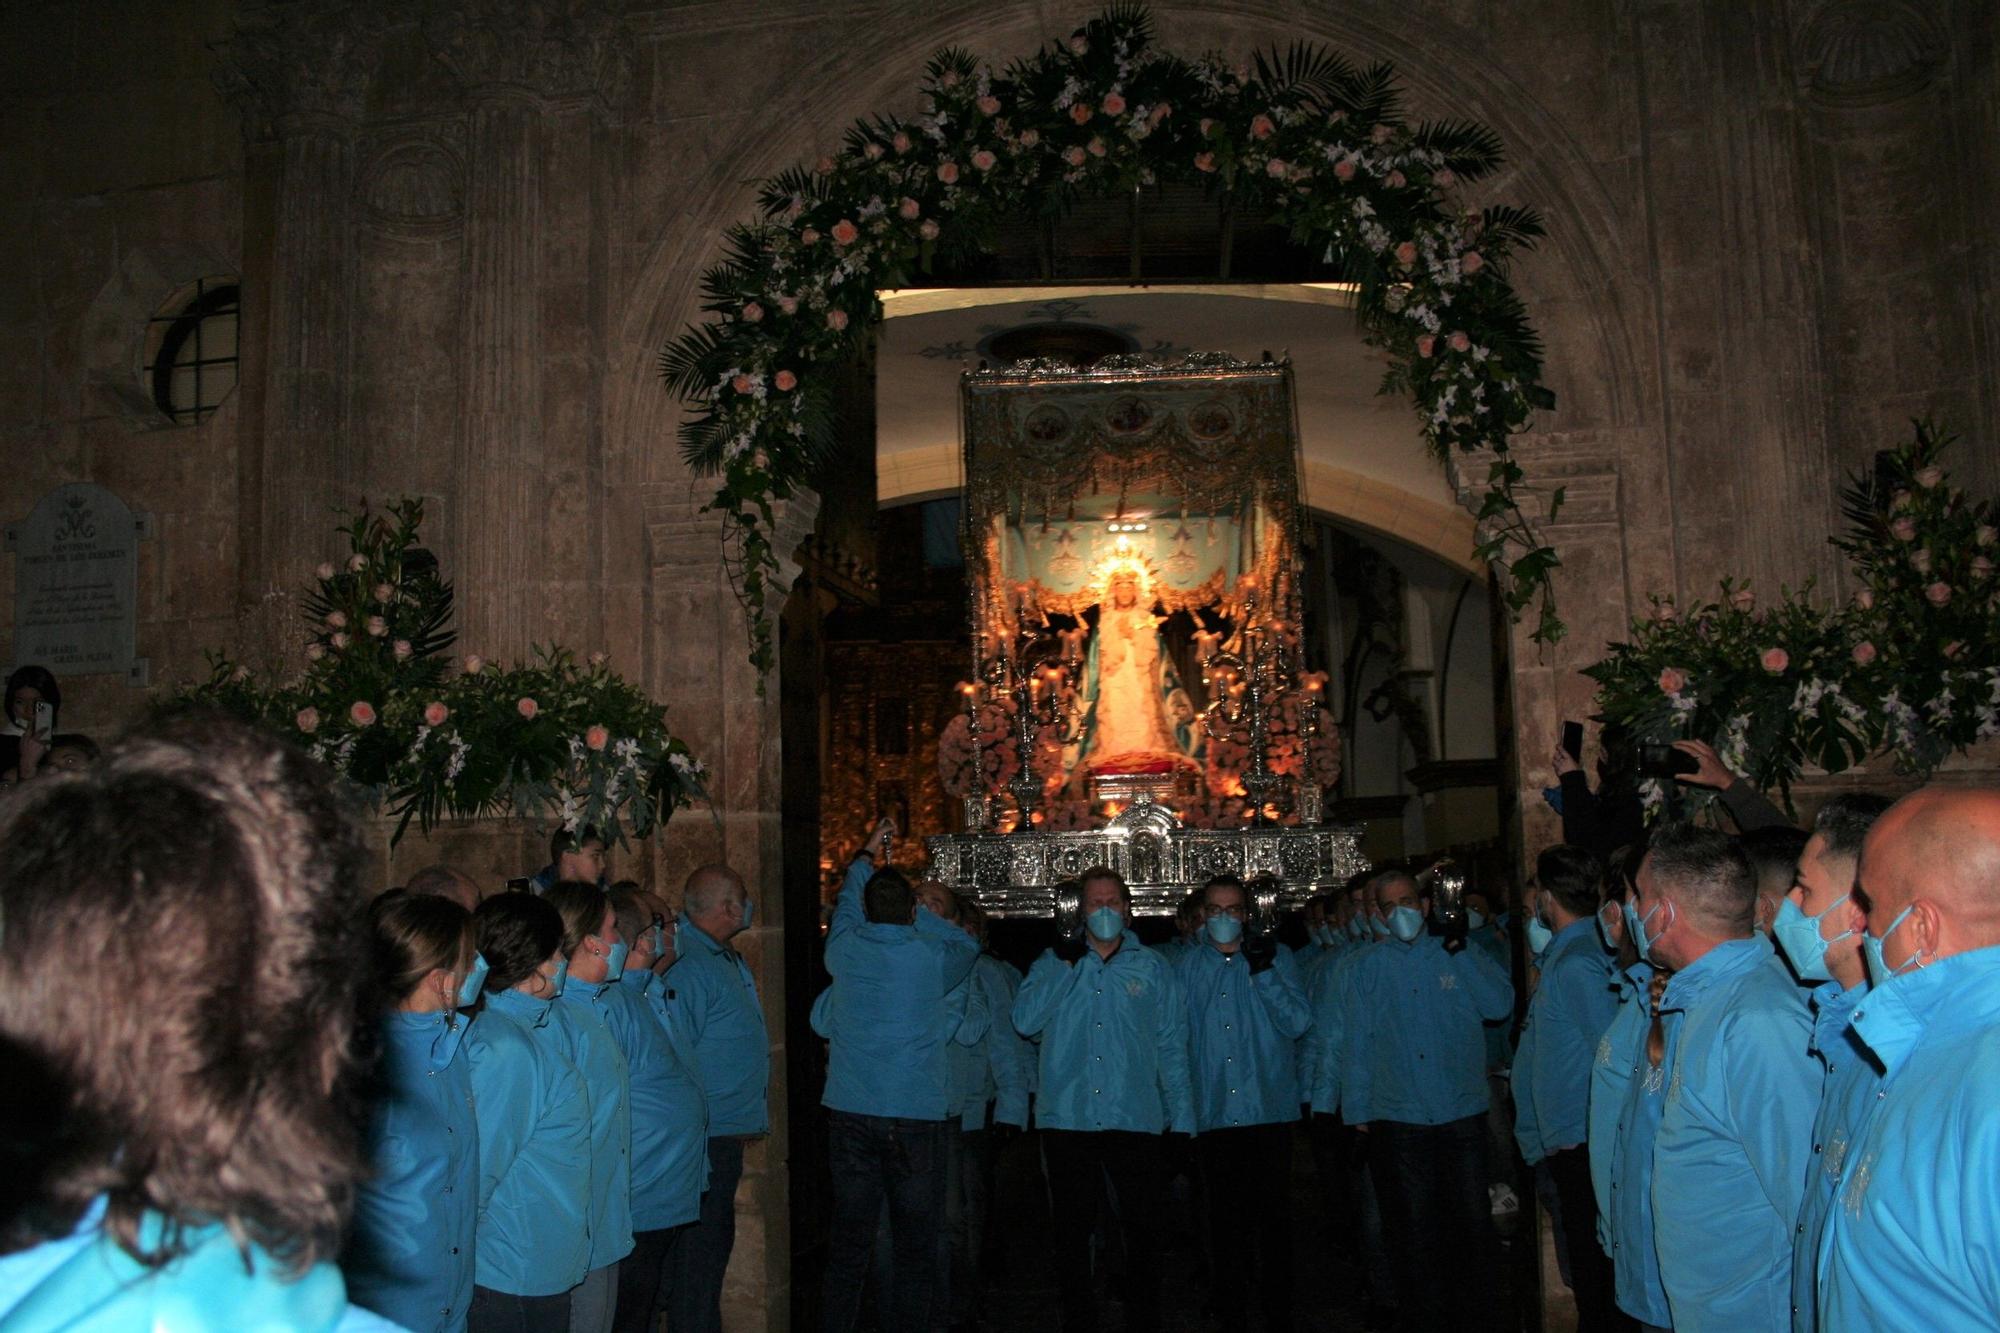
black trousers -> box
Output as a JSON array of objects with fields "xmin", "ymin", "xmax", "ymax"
[
  {"xmin": 613, "ymin": 1224, "xmax": 687, "ymax": 1333},
  {"xmin": 467, "ymin": 1286, "xmax": 569, "ymax": 1333},
  {"xmin": 1545, "ymin": 1144, "xmax": 1632, "ymax": 1333},
  {"xmin": 1195, "ymin": 1122, "xmax": 1296, "ymax": 1333},
  {"xmin": 1043, "ymin": 1129, "xmax": 1169, "ymax": 1331},
  {"xmin": 1368, "ymin": 1114, "xmax": 1492, "ymax": 1333},
  {"xmin": 822, "ymin": 1110, "xmax": 949, "ymax": 1333}
]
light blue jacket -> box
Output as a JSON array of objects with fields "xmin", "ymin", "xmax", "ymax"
[
  {"xmin": 1790, "ymin": 979, "xmax": 1873, "ymax": 1333},
  {"xmin": 345, "ymin": 1013, "xmax": 478, "ymax": 1333},
  {"xmin": 1650, "ymin": 937, "xmax": 1821, "ymax": 1333},
  {"xmin": 1587, "ymin": 962, "xmax": 1651, "ymax": 1257},
  {"xmin": 1601, "ymin": 963, "xmax": 1672, "ymax": 1327},
  {"xmin": 605, "ymin": 973, "xmax": 710, "ymax": 1232},
  {"xmin": 1176, "ymin": 939, "xmax": 1312, "ymax": 1130},
  {"xmin": 821, "ymin": 858, "xmax": 981, "ymax": 1120},
  {"xmin": 464, "ymin": 988, "xmax": 592, "ymax": 1297},
  {"xmin": 952, "ymin": 954, "xmax": 1034, "ymax": 1130},
  {"xmin": 1302, "ymin": 939, "xmax": 1375, "ymax": 1116},
  {"xmin": 1339, "ymin": 934, "xmax": 1512, "ymax": 1126},
  {"xmin": 662, "ymin": 917, "xmax": 770, "ymax": 1137},
  {"xmin": 1015, "ymin": 929, "xmax": 1195, "ymax": 1135},
  {"xmin": 1512, "ymin": 918, "xmax": 1619, "ymax": 1165},
  {"xmin": 0, "ymin": 1198, "xmax": 403, "ymax": 1333},
  {"xmin": 551, "ymin": 980, "xmax": 636, "ymax": 1272},
  {"xmin": 1818, "ymin": 945, "xmax": 2000, "ymax": 1332},
  {"xmin": 942, "ymin": 971, "xmax": 993, "ymax": 1124}
]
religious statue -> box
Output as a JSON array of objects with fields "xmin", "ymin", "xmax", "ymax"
[{"xmin": 1072, "ymin": 565, "xmax": 1202, "ymax": 780}]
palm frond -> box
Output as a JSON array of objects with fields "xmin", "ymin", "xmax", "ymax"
[
  {"xmin": 923, "ymin": 46, "xmax": 978, "ymax": 87},
  {"xmin": 659, "ymin": 321, "xmax": 736, "ymax": 403},
  {"xmin": 1410, "ymin": 119, "xmax": 1506, "ymax": 180},
  {"xmin": 1324, "ymin": 60, "xmax": 1400, "ymax": 125},
  {"xmin": 1476, "ymin": 204, "xmax": 1546, "ymax": 254},
  {"xmin": 1250, "ymin": 41, "xmax": 1359, "ymax": 108},
  {"xmin": 758, "ymin": 167, "xmax": 825, "ymax": 219}
]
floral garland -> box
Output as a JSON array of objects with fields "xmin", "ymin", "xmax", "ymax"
[
  {"xmin": 1585, "ymin": 422, "xmax": 1999, "ymax": 813},
  {"xmin": 178, "ymin": 500, "xmax": 706, "ymax": 843},
  {"xmin": 662, "ymin": 6, "xmax": 1562, "ymax": 679}
]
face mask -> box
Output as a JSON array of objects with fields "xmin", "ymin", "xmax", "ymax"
[
  {"xmin": 456, "ymin": 952, "xmax": 490, "ymax": 1007},
  {"xmin": 1467, "ymin": 908, "xmax": 1488, "ymax": 932},
  {"xmin": 1627, "ymin": 898, "xmax": 1674, "ymax": 963},
  {"xmin": 1525, "ymin": 914, "xmax": 1554, "ymax": 957},
  {"xmin": 1774, "ymin": 894, "xmax": 1852, "ymax": 983},
  {"xmin": 1387, "ymin": 905, "xmax": 1425, "ymax": 943},
  {"xmin": 1596, "ymin": 903, "xmax": 1619, "ymax": 953},
  {"xmin": 741, "ymin": 898, "xmax": 755, "ymax": 931},
  {"xmin": 649, "ymin": 924, "xmax": 666, "ymax": 958},
  {"xmin": 547, "ymin": 957, "xmax": 569, "ymax": 999},
  {"xmin": 1862, "ymin": 905, "xmax": 1924, "ymax": 988},
  {"xmin": 1622, "ymin": 900, "xmax": 1648, "ymax": 960},
  {"xmin": 1368, "ymin": 913, "xmax": 1392, "ymax": 940},
  {"xmin": 1086, "ymin": 906, "xmax": 1124, "ymax": 942},
  {"xmin": 1205, "ymin": 914, "xmax": 1244, "ymax": 946},
  {"xmin": 603, "ymin": 939, "xmax": 630, "ymax": 979}
]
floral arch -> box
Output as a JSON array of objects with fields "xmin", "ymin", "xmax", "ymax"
[{"xmin": 661, "ymin": 5, "xmax": 1563, "ymax": 676}]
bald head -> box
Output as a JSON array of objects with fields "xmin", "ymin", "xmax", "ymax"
[
  {"xmin": 1858, "ymin": 787, "xmax": 2000, "ymax": 959},
  {"xmin": 683, "ymin": 863, "xmax": 749, "ymax": 942}
]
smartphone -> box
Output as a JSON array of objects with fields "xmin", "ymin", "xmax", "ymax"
[
  {"xmin": 504, "ymin": 876, "xmax": 532, "ymax": 895},
  {"xmin": 1560, "ymin": 720, "xmax": 1584, "ymax": 764},
  {"xmin": 1639, "ymin": 743, "xmax": 1699, "ymax": 778}
]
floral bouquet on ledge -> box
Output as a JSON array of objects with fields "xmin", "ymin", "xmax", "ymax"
[{"xmin": 176, "ymin": 499, "xmax": 706, "ymax": 844}]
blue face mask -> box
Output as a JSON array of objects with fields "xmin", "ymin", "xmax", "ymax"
[
  {"xmin": 1625, "ymin": 898, "xmax": 1672, "ymax": 962},
  {"xmin": 1525, "ymin": 914, "xmax": 1554, "ymax": 957},
  {"xmin": 1596, "ymin": 903, "xmax": 1619, "ymax": 953},
  {"xmin": 603, "ymin": 939, "xmax": 630, "ymax": 979},
  {"xmin": 547, "ymin": 957, "xmax": 569, "ymax": 999},
  {"xmin": 1086, "ymin": 905, "xmax": 1124, "ymax": 942},
  {"xmin": 1467, "ymin": 908, "xmax": 1489, "ymax": 932},
  {"xmin": 1348, "ymin": 916, "xmax": 1368, "ymax": 941},
  {"xmin": 456, "ymin": 952, "xmax": 490, "ymax": 1007},
  {"xmin": 1205, "ymin": 914, "xmax": 1244, "ymax": 946},
  {"xmin": 1863, "ymin": 905, "xmax": 1923, "ymax": 988},
  {"xmin": 1368, "ymin": 912, "xmax": 1392, "ymax": 940},
  {"xmin": 741, "ymin": 898, "xmax": 755, "ymax": 931},
  {"xmin": 1387, "ymin": 904, "xmax": 1425, "ymax": 943},
  {"xmin": 1774, "ymin": 893, "xmax": 1852, "ymax": 983}
]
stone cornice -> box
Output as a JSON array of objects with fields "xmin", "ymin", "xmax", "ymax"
[{"xmin": 421, "ymin": 0, "xmax": 634, "ymax": 109}]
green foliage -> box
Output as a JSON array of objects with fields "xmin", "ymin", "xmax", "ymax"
[
  {"xmin": 1585, "ymin": 422, "xmax": 2000, "ymax": 812},
  {"xmin": 174, "ymin": 501, "xmax": 706, "ymax": 844},
  {"xmin": 658, "ymin": 4, "xmax": 1563, "ymax": 677}
]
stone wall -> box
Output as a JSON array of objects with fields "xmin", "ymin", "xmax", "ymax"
[{"xmin": 4, "ymin": 1, "xmax": 1998, "ymax": 1327}]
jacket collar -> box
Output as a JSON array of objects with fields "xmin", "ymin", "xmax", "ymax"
[
  {"xmin": 1849, "ymin": 943, "xmax": 2000, "ymax": 1079},
  {"xmin": 1659, "ymin": 935, "xmax": 1768, "ymax": 1012},
  {"xmin": 1544, "ymin": 916, "xmax": 1601, "ymax": 964},
  {"xmin": 679, "ymin": 914, "xmax": 733, "ymax": 959}
]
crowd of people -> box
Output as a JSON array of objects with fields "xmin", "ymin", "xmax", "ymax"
[{"xmin": 1, "ymin": 715, "xmax": 1998, "ymax": 1333}]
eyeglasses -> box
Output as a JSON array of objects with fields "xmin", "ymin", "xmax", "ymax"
[{"xmin": 650, "ymin": 913, "xmax": 666, "ymax": 931}]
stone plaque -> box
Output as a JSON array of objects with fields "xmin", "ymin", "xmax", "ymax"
[{"xmin": 11, "ymin": 484, "xmax": 139, "ymax": 679}]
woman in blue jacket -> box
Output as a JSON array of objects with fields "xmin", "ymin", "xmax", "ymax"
[
  {"xmin": 466, "ymin": 893, "xmax": 594, "ymax": 1333},
  {"xmin": 345, "ymin": 891, "xmax": 482, "ymax": 1332},
  {"xmin": 0, "ymin": 719, "xmax": 404, "ymax": 1333}
]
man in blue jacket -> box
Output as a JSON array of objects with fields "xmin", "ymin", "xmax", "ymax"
[
  {"xmin": 1816, "ymin": 786, "xmax": 2000, "ymax": 1330},
  {"xmin": 1178, "ymin": 874, "xmax": 1311, "ymax": 1333},
  {"xmin": 1341, "ymin": 867, "xmax": 1513, "ymax": 1332},
  {"xmin": 1640, "ymin": 824, "xmax": 1820, "ymax": 1332},
  {"xmin": 1015, "ymin": 866, "xmax": 1192, "ymax": 1332},
  {"xmin": 1511, "ymin": 845, "xmax": 1620, "ymax": 1332},
  {"xmin": 820, "ymin": 825, "xmax": 980, "ymax": 1333}
]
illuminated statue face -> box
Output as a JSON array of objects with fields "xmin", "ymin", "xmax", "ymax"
[{"xmin": 1111, "ymin": 576, "xmax": 1139, "ymax": 609}]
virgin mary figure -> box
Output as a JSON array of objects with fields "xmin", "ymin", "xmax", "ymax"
[{"xmin": 1072, "ymin": 566, "xmax": 1203, "ymax": 779}]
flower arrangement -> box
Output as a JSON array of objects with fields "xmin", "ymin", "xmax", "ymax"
[
  {"xmin": 662, "ymin": 6, "xmax": 1562, "ymax": 680},
  {"xmin": 177, "ymin": 500, "xmax": 706, "ymax": 843},
  {"xmin": 1585, "ymin": 422, "xmax": 1999, "ymax": 811}
]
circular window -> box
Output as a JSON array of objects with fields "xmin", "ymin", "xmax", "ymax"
[{"xmin": 146, "ymin": 279, "xmax": 239, "ymax": 425}]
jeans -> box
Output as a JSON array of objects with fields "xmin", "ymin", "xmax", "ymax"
[
  {"xmin": 1042, "ymin": 1129, "xmax": 1168, "ymax": 1332},
  {"xmin": 1368, "ymin": 1114, "xmax": 1493, "ymax": 1333},
  {"xmin": 613, "ymin": 1226, "xmax": 686, "ymax": 1333},
  {"xmin": 1195, "ymin": 1122, "xmax": 1296, "ymax": 1333},
  {"xmin": 468, "ymin": 1286, "xmax": 570, "ymax": 1333},
  {"xmin": 567, "ymin": 1262, "xmax": 617, "ymax": 1333},
  {"xmin": 1545, "ymin": 1145, "xmax": 1631, "ymax": 1333},
  {"xmin": 823, "ymin": 1110, "xmax": 949, "ymax": 1333},
  {"xmin": 669, "ymin": 1137, "xmax": 745, "ymax": 1333},
  {"xmin": 942, "ymin": 1126, "xmax": 990, "ymax": 1325}
]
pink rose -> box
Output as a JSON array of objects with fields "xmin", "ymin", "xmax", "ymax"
[
  {"xmin": 349, "ymin": 700, "xmax": 376, "ymax": 727},
  {"xmin": 898, "ymin": 197, "xmax": 920, "ymax": 219},
  {"xmin": 1068, "ymin": 34, "xmax": 1087, "ymax": 54},
  {"xmin": 1199, "ymin": 117, "xmax": 1216, "ymax": 136},
  {"xmin": 1945, "ymin": 640, "xmax": 1966, "ymax": 659},
  {"xmin": 742, "ymin": 301, "xmax": 764, "ymax": 323},
  {"xmin": 1729, "ymin": 587, "xmax": 1755, "ymax": 612},
  {"xmin": 815, "ymin": 155, "xmax": 835, "ymax": 175},
  {"xmin": 977, "ymin": 95, "xmax": 1001, "ymax": 116},
  {"xmin": 315, "ymin": 561, "xmax": 335, "ymax": 580},
  {"xmin": 463, "ymin": 655, "xmax": 484, "ymax": 674},
  {"xmin": 891, "ymin": 131, "xmax": 912, "ymax": 154},
  {"xmin": 830, "ymin": 219, "xmax": 859, "ymax": 246},
  {"xmin": 1760, "ymin": 647, "xmax": 1790, "ymax": 674},
  {"xmin": 1911, "ymin": 548, "xmax": 1933, "ymax": 574},
  {"xmin": 305, "ymin": 642, "xmax": 326, "ymax": 662},
  {"xmin": 1658, "ymin": 666, "xmax": 1687, "ymax": 694},
  {"xmin": 730, "ymin": 373, "xmax": 752, "ymax": 394},
  {"xmin": 1101, "ymin": 93, "xmax": 1126, "ymax": 115},
  {"xmin": 1266, "ymin": 157, "xmax": 1288, "ymax": 178},
  {"xmin": 1889, "ymin": 517, "xmax": 1917, "ymax": 541},
  {"xmin": 971, "ymin": 149, "xmax": 997, "ymax": 171},
  {"xmin": 516, "ymin": 697, "xmax": 539, "ymax": 719},
  {"xmin": 1149, "ymin": 102, "xmax": 1171, "ymax": 124},
  {"xmin": 326, "ymin": 610, "xmax": 347, "ymax": 629},
  {"xmin": 1977, "ymin": 525, "xmax": 1997, "ymax": 547},
  {"xmin": 1250, "ymin": 113, "xmax": 1275, "ymax": 140},
  {"xmin": 774, "ymin": 370, "xmax": 797, "ymax": 391},
  {"xmin": 1655, "ymin": 601, "xmax": 1679, "ymax": 623},
  {"xmin": 424, "ymin": 701, "xmax": 449, "ymax": 727},
  {"xmin": 1850, "ymin": 589, "xmax": 1874, "ymax": 611},
  {"xmin": 330, "ymin": 632, "xmax": 350, "ymax": 650},
  {"xmin": 799, "ymin": 227, "xmax": 820, "ymax": 246},
  {"xmin": 1372, "ymin": 123, "xmax": 1394, "ymax": 144},
  {"xmin": 1394, "ymin": 240, "xmax": 1418, "ymax": 266},
  {"xmin": 1415, "ymin": 335, "xmax": 1436, "ymax": 357},
  {"xmin": 372, "ymin": 582, "xmax": 394, "ymax": 603},
  {"xmin": 1333, "ymin": 159, "xmax": 1355, "ymax": 181},
  {"xmin": 1086, "ymin": 136, "xmax": 1106, "ymax": 157},
  {"xmin": 1851, "ymin": 641, "xmax": 1877, "ymax": 666},
  {"xmin": 1891, "ymin": 489, "xmax": 1913, "ymax": 511},
  {"xmin": 296, "ymin": 707, "xmax": 320, "ymax": 734},
  {"xmin": 1063, "ymin": 145, "xmax": 1087, "ymax": 166},
  {"xmin": 347, "ymin": 554, "xmax": 366, "ymax": 572},
  {"xmin": 1972, "ymin": 555, "xmax": 1994, "ymax": 580},
  {"xmin": 939, "ymin": 70, "xmax": 960, "ymax": 88},
  {"xmin": 778, "ymin": 295, "xmax": 799, "ymax": 316},
  {"xmin": 1386, "ymin": 169, "xmax": 1406, "ymax": 188},
  {"xmin": 936, "ymin": 161, "xmax": 959, "ymax": 184},
  {"xmin": 588, "ymin": 651, "xmax": 607, "ymax": 667},
  {"xmin": 863, "ymin": 141, "xmax": 884, "ymax": 160},
  {"xmin": 1925, "ymin": 581, "xmax": 1952, "ymax": 606},
  {"xmin": 826, "ymin": 308, "xmax": 849, "ymax": 331},
  {"xmin": 1194, "ymin": 151, "xmax": 1217, "ymax": 173},
  {"xmin": 1461, "ymin": 250, "xmax": 1485, "ymax": 275},
  {"xmin": 1070, "ymin": 103, "xmax": 1092, "ymax": 125},
  {"xmin": 1915, "ymin": 465, "xmax": 1943, "ymax": 488},
  {"xmin": 1436, "ymin": 168, "xmax": 1457, "ymax": 187},
  {"xmin": 1448, "ymin": 331, "xmax": 1471, "ymax": 353},
  {"xmin": 918, "ymin": 219, "xmax": 940, "ymax": 240},
  {"xmin": 393, "ymin": 639, "xmax": 412, "ymax": 660},
  {"xmin": 585, "ymin": 724, "xmax": 611, "ymax": 751},
  {"xmin": 1018, "ymin": 129, "xmax": 1039, "ymax": 148}
]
